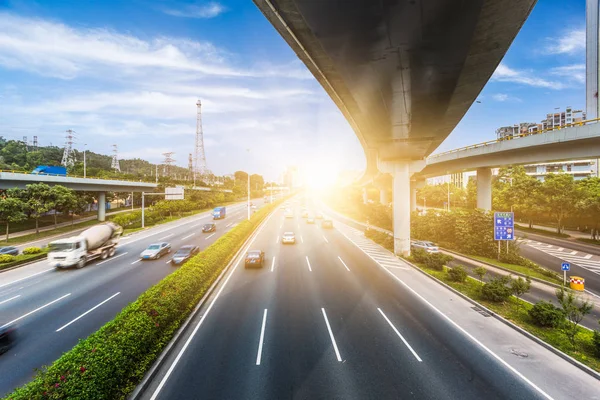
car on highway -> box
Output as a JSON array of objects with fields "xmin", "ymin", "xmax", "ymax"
[
  {"xmin": 321, "ymin": 219, "xmax": 333, "ymax": 229},
  {"xmin": 140, "ymin": 242, "xmax": 171, "ymax": 260},
  {"xmin": 0, "ymin": 324, "xmax": 16, "ymax": 355},
  {"xmin": 0, "ymin": 246, "xmax": 18, "ymax": 256},
  {"xmin": 244, "ymin": 250, "xmax": 265, "ymax": 268},
  {"xmin": 285, "ymin": 210, "xmax": 294, "ymax": 218},
  {"xmin": 170, "ymin": 245, "xmax": 200, "ymax": 266},
  {"xmin": 316, "ymin": 213, "xmax": 323, "ymax": 219},
  {"xmin": 301, "ymin": 210, "xmax": 308, "ymax": 218},
  {"xmin": 251, "ymin": 204, "xmax": 257, "ymax": 209},
  {"xmin": 281, "ymin": 232, "xmax": 296, "ymax": 244},
  {"xmin": 307, "ymin": 217, "xmax": 315, "ymax": 224},
  {"xmin": 411, "ymin": 240, "xmax": 440, "ymax": 254},
  {"xmin": 202, "ymin": 223, "xmax": 216, "ymax": 233}
]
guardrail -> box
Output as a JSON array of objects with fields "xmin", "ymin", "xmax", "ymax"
[
  {"xmin": 428, "ymin": 117, "xmax": 600, "ymax": 160},
  {"xmin": 0, "ymin": 169, "xmax": 153, "ymax": 183}
]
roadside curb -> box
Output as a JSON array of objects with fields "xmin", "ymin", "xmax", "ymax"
[
  {"xmin": 128, "ymin": 206, "xmax": 278, "ymax": 400},
  {"xmin": 402, "ymin": 257, "xmax": 600, "ymax": 382}
]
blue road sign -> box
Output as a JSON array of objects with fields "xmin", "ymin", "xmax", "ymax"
[
  {"xmin": 561, "ymin": 262, "xmax": 570, "ymax": 271},
  {"xmin": 494, "ymin": 212, "xmax": 515, "ymax": 240}
]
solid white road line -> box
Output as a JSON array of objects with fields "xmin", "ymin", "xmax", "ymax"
[
  {"xmin": 271, "ymin": 257, "xmax": 275, "ymax": 272},
  {"xmin": 321, "ymin": 308, "xmax": 342, "ymax": 362},
  {"xmin": 1, "ymin": 293, "xmax": 71, "ymax": 329},
  {"xmin": 306, "ymin": 256, "xmax": 312, "ymax": 272},
  {"xmin": 205, "ymin": 233, "xmax": 216, "ymax": 240},
  {"xmin": 256, "ymin": 309, "xmax": 268, "ymax": 365},
  {"xmin": 97, "ymin": 252, "xmax": 128, "ymax": 266},
  {"xmin": 0, "ymin": 295, "xmax": 21, "ymax": 306},
  {"xmin": 276, "ymin": 235, "xmax": 279, "ymax": 244},
  {"xmin": 56, "ymin": 292, "xmax": 120, "ymax": 332},
  {"xmin": 226, "ymin": 222, "xmax": 233, "ymax": 228},
  {"xmin": 165, "ymin": 260, "xmax": 172, "ymax": 264},
  {"xmin": 159, "ymin": 233, "xmax": 174, "ymax": 240},
  {"xmin": 131, "ymin": 259, "xmax": 141, "ymax": 265},
  {"xmin": 0, "ymin": 268, "xmax": 54, "ymax": 289},
  {"xmin": 323, "ymin": 235, "xmax": 329, "ymax": 243},
  {"xmin": 337, "ymin": 256, "xmax": 350, "ymax": 272},
  {"xmin": 149, "ymin": 210, "xmax": 275, "ymax": 400},
  {"xmin": 300, "ymin": 235, "xmax": 304, "ymax": 244},
  {"xmin": 181, "ymin": 233, "xmax": 195, "ymax": 241},
  {"xmin": 191, "ymin": 223, "xmax": 203, "ymax": 228},
  {"xmin": 378, "ymin": 308, "xmax": 422, "ymax": 362}
]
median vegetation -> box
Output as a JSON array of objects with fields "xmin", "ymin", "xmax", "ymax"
[
  {"xmin": 3, "ymin": 198, "xmax": 284, "ymax": 400},
  {"xmin": 0, "ymin": 247, "xmax": 47, "ymax": 271}
]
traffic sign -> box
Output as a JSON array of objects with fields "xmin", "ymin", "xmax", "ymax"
[
  {"xmin": 494, "ymin": 212, "xmax": 515, "ymax": 240},
  {"xmin": 561, "ymin": 262, "xmax": 570, "ymax": 271}
]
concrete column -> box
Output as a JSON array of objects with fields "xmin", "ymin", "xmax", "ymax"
[
  {"xmin": 362, "ymin": 187, "xmax": 368, "ymax": 204},
  {"xmin": 476, "ymin": 168, "xmax": 492, "ymax": 211},
  {"xmin": 392, "ymin": 162, "xmax": 411, "ymax": 257},
  {"xmin": 410, "ymin": 184, "xmax": 417, "ymax": 212},
  {"xmin": 380, "ymin": 189, "xmax": 388, "ymax": 205},
  {"xmin": 98, "ymin": 191, "xmax": 106, "ymax": 222}
]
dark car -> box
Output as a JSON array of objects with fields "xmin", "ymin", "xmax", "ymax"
[
  {"xmin": 244, "ymin": 250, "xmax": 265, "ymax": 268},
  {"xmin": 170, "ymin": 245, "xmax": 200, "ymax": 266},
  {"xmin": 202, "ymin": 223, "xmax": 216, "ymax": 233},
  {"xmin": 0, "ymin": 324, "xmax": 16, "ymax": 355},
  {"xmin": 0, "ymin": 247, "xmax": 18, "ymax": 256},
  {"xmin": 322, "ymin": 219, "xmax": 333, "ymax": 229}
]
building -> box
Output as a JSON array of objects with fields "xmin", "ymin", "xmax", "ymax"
[
  {"xmin": 524, "ymin": 160, "xmax": 600, "ymax": 181},
  {"xmin": 495, "ymin": 122, "xmax": 539, "ymax": 140},
  {"xmin": 495, "ymin": 107, "xmax": 586, "ymax": 141}
]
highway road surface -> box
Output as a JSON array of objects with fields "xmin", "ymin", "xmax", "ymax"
[
  {"xmin": 138, "ymin": 201, "xmax": 600, "ymax": 400},
  {"xmin": 0, "ymin": 201, "xmax": 260, "ymax": 397}
]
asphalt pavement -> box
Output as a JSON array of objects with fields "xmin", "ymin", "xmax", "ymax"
[
  {"xmin": 138, "ymin": 200, "xmax": 600, "ymax": 400},
  {"xmin": 0, "ymin": 201, "xmax": 259, "ymax": 397}
]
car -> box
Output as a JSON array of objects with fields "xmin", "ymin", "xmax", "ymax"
[
  {"xmin": 321, "ymin": 219, "xmax": 333, "ymax": 229},
  {"xmin": 140, "ymin": 242, "xmax": 171, "ymax": 260},
  {"xmin": 307, "ymin": 217, "xmax": 315, "ymax": 224},
  {"xmin": 0, "ymin": 324, "xmax": 16, "ymax": 355},
  {"xmin": 316, "ymin": 213, "xmax": 323, "ymax": 219},
  {"xmin": 301, "ymin": 210, "xmax": 308, "ymax": 218},
  {"xmin": 202, "ymin": 223, "xmax": 216, "ymax": 233},
  {"xmin": 411, "ymin": 240, "xmax": 440, "ymax": 254},
  {"xmin": 170, "ymin": 245, "xmax": 200, "ymax": 266},
  {"xmin": 244, "ymin": 250, "xmax": 265, "ymax": 268},
  {"xmin": 281, "ymin": 232, "xmax": 296, "ymax": 244},
  {"xmin": 251, "ymin": 204, "xmax": 257, "ymax": 209},
  {"xmin": 0, "ymin": 247, "xmax": 18, "ymax": 256},
  {"xmin": 285, "ymin": 211, "xmax": 294, "ymax": 218}
]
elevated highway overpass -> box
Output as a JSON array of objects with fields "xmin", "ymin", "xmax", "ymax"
[{"xmin": 254, "ymin": 0, "xmax": 536, "ymax": 255}]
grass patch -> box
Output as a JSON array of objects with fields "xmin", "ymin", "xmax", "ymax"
[
  {"xmin": 0, "ymin": 249, "xmax": 49, "ymax": 271},
  {"xmin": 408, "ymin": 260, "xmax": 600, "ymax": 373},
  {"xmin": 515, "ymin": 224, "xmax": 570, "ymax": 238},
  {"xmin": 470, "ymin": 255, "xmax": 563, "ymax": 285}
]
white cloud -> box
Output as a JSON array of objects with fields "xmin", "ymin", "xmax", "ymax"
[
  {"xmin": 491, "ymin": 63, "xmax": 564, "ymax": 89},
  {"xmin": 549, "ymin": 64, "xmax": 585, "ymax": 83},
  {"xmin": 162, "ymin": 2, "xmax": 226, "ymax": 19},
  {"xmin": 491, "ymin": 93, "xmax": 521, "ymax": 102},
  {"xmin": 545, "ymin": 28, "xmax": 585, "ymax": 55}
]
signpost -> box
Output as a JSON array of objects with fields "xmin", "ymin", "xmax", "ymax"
[
  {"xmin": 494, "ymin": 212, "xmax": 514, "ymax": 259},
  {"xmin": 561, "ymin": 262, "xmax": 570, "ymax": 286}
]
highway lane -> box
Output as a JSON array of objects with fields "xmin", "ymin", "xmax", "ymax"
[
  {"xmin": 140, "ymin": 204, "xmax": 599, "ymax": 400},
  {"xmin": 0, "ymin": 201, "xmax": 259, "ymax": 397}
]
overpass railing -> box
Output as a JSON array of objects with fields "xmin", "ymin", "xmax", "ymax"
[
  {"xmin": 0, "ymin": 169, "xmax": 150, "ymax": 183},
  {"xmin": 428, "ymin": 117, "xmax": 600, "ymax": 160}
]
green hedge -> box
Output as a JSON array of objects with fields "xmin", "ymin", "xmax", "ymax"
[
  {"xmin": 0, "ymin": 249, "xmax": 49, "ymax": 271},
  {"xmin": 3, "ymin": 198, "xmax": 284, "ymax": 400}
]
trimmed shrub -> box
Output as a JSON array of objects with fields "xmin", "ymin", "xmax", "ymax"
[
  {"xmin": 425, "ymin": 253, "xmax": 453, "ymax": 271},
  {"xmin": 593, "ymin": 330, "xmax": 600, "ymax": 356},
  {"xmin": 528, "ymin": 301, "xmax": 564, "ymax": 328},
  {"xmin": 481, "ymin": 276, "xmax": 513, "ymax": 303},
  {"xmin": 447, "ymin": 265, "xmax": 468, "ymax": 282},
  {"xmin": 0, "ymin": 254, "xmax": 15, "ymax": 263},
  {"xmin": 411, "ymin": 248, "xmax": 428, "ymax": 264},
  {"xmin": 23, "ymin": 247, "xmax": 42, "ymax": 255}
]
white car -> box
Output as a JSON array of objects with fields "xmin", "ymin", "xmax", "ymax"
[
  {"xmin": 281, "ymin": 232, "xmax": 296, "ymax": 244},
  {"xmin": 411, "ymin": 240, "xmax": 439, "ymax": 254}
]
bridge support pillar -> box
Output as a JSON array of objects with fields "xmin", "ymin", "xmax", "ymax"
[
  {"xmin": 98, "ymin": 191, "xmax": 106, "ymax": 222},
  {"xmin": 477, "ymin": 168, "xmax": 492, "ymax": 211},
  {"xmin": 380, "ymin": 189, "xmax": 388, "ymax": 205}
]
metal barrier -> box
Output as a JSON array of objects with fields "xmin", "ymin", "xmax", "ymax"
[{"xmin": 0, "ymin": 170, "xmax": 146, "ymax": 183}]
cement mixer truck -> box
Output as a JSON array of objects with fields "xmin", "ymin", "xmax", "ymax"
[{"xmin": 47, "ymin": 222, "xmax": 122, "ymax": 269}]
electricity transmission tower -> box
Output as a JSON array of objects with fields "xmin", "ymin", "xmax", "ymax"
[
  {"xmin": 162, "ymin": 152, "xmax": 175, "ymax": 177},
  {"xmin": 111, "ymin": 144, "xmax": 121, "ymax": 172},
  {"xmin": 33, "ymin": 136, "xmax": 38, "ymax": 150},
  {"xmin": 194, "ymin": 100, "xmax": 208, "ymax": 185},
  {"xmin": 61, "ymin": 129, "xmax": 76, "ymax": 168},
  {"xmin": 188, "ymin": 153, "xmax": 193, "ymax": 180}
]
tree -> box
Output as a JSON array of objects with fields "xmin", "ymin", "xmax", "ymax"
[
  {"xmin": 474, "ymin": 266, "xmax": 487, "ymax": 284},
  {"xmin": 24, "ymin": 183, "xmax": 54, "ymax": 234},
  {"xmin": 540, "ymin": 173, "xmax": 581, "ymax": 234},
  {"xmin": 510, "ymin": 276, "xmax": 531, "ymax": 312},
  {"xmin": 577, "ymin": 177, "xmax": 600, "ymax": 238},
  {"xmin": 466, "ymin": 180, "xmax": 477, "ymax": 209},
  {"xmin": 51, "ymin": 185, "xmax": 78, "ymax": 227},
  {"xmin": 555, "ymin": 287, "xmax": 593, "ymax": 346},
  {"xmin": 0, "ymin": 194, "xmax": 26, "ymax": 241}
]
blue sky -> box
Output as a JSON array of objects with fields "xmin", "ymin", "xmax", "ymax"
[{"xmin": 0, "ymin": 0, "xmax": 588, "ymax": 179}]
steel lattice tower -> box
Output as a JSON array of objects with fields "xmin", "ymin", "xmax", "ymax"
[
  {"xmin": 61, "ymin": 129, "xmax": 76, "ymax": 168},
  {"xmin": 111, "ymin": 144, "xmax": 121, "ymax": 172},
  {"xmin": 194, "ymin": 100, "xmax": 208, "ymax": 180},
  {"xmin": 162, "ymin": 152, "xmax": 176, "ymax": 177}
]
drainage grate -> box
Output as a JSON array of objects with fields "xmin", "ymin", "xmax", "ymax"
[{"xmin": 471, "ymin": 306, "xmax": 491, "ymax": 317}]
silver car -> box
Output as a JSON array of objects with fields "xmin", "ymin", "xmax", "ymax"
[
  {"xmin": 140, "ymin": 242, "xmax": 171, "ymax": 260},
  {"xmin": 282, "ymin": 232, "xmax": 296, "ymax": 244},
  {"xmin": 411, "ymin": 240, "xmax": 439, "ymax": 254}
]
